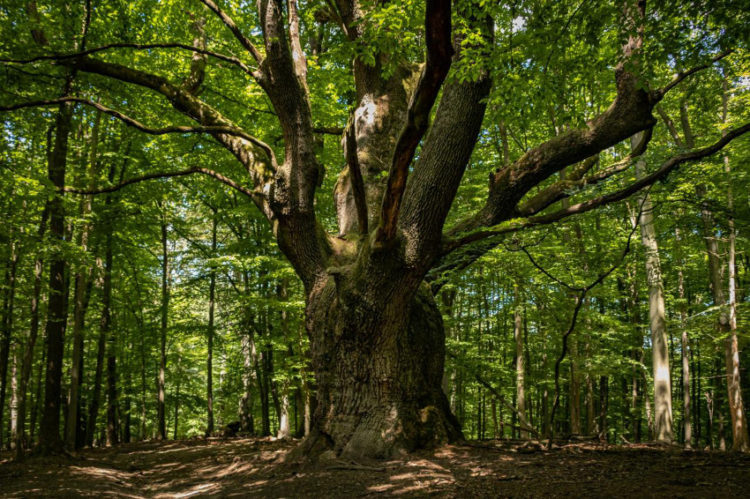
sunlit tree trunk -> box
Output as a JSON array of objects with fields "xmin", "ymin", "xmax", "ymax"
[
  {"xmin": 239, "ymin": 330, "xmax": 255, "ymax": 435},
  {"xmin": 514, "ymin": 284, "xmax": 527, "ymax": 439},
  {"xmin": 722, "ymin": 86, "xmax": 749, "ymax": 452},
  {"xmin": 634, "ymin": 134, "xmax": 673, "ymax": 443},
  {"xmin": 675, "ymin": 226, "xmax": 691, "ymax": 448}
]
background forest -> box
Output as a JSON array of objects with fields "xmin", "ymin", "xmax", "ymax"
[{"xmin": 1, "ymin": 0, "xmax": 750, "ymax": 459}]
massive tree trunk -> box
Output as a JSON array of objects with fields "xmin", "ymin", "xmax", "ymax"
[{"xmin": 298, "ymin": 282, "xmax": 460, "ymax": 460}]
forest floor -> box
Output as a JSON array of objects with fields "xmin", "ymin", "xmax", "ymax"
[{"xmin": 2, "ymin": 437, "xmax": 750, "ymax": 498}]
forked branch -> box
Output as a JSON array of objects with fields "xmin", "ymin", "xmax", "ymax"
[{"xmin": 445, "ymin": 121, "xmax": 750, "ymax": 253}]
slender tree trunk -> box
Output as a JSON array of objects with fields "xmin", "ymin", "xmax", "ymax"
[
  {"xmin": 715, "ymin": 357, "xmax": 727, "ymax": 450},
  {"xmin": 157, "ymin": 213, "xmax": 169, "ymax": 440},
  {"xmin": 725, "ymin": 152, "xmax": 749, "ymax": 452},
  {"xmin": 86, "ymin": 255, "xmax": 108, "ymax": 447},
  {"xmin": 239, "ymin": 329, "xmax": 255, "ymax": 434},
  {"xmin": 15, "ymin": 206, "xmax": 48, "ymax": 458},
  {"xmin": 676, "ymin": 226, "xmax": 692, "ymax": 448},
  {"xmin": 9, "ymin": 348, "xmax": 19, "ymax": 449},
  {"xmin": 634, "ymin": 135, "xmax": 673, "ymax": 443},
  {"xmin": 206, "ymin": 215, "xmax": 217, "ymax": 435},
  {"xmin": 173, "ymin": 373, "xmax": 180, "ymax": 440},
  {"xmin": 599, "ymin": 376, "xmax": 609, "ymax": 441},
  {"xmin": 0, "ymin": 236, "xmax": 19, "ymax": 449},
  {"xmin": 65, "ymin": 109, "xmax": 100, "ymax": 451},
  {"xmin": 276, "ymin": 280, "xmax": 291, "ymax": 440},
  {"xmin": 122, "ymin": 345, "xmax": 132, "ymax": 444},
  {"xmin": 139, "ymin": 327, "xmax": 147, "ymax": 440},
  {"xmin": 514, "ymin": 284, "xmax": 527, "ymax": 439},
  {"xmin": 30, "ymin": 339, "xmax": 46, "ymax": 444},
  {"xmin": 104, "ymin": 221, "xmax": 118, "ymax": 446},
  {"xmin": 37, "ymin": 94, "xmax": 75, "ymax": 456}
]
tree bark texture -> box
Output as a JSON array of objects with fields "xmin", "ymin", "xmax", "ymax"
[
  {"xmin": 37, "ymin": 97, "xmax": 74, "ymax": 455},
  {"xmin": 634, "ymin": 136, "xmax": 673, "ymax": 443}
]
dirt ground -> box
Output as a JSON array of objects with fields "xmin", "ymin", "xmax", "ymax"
[{"xmin": 2, "ymin": 437, "xmax": 750, "ymax": 498}]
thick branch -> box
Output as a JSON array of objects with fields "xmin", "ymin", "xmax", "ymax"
[
  {"xmin": 62, "ymin": 57, "xmax": 275, "ymax": 177},
  {"xmin": 376, "ymin": 0, "xmax": 453, "ymax": 243},
  {"xmin": 517, "ymin": 128, "xmax": 653, "ymax": 217},
  {"xmin": 454, "ymin": 3, "xmax": 656, "ymax": 232},
  {"xmin": 445, "ymin": 121, "xmax": 750, "ymax": 253},
  {"xmin": 199, "ymin": 0, "xmax": 263, "ymax": 64}
]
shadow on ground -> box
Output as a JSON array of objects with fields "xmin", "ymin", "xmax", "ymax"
[{"xmin": 2, "ymin": 438, "xmax": 750, "ymax": 497}]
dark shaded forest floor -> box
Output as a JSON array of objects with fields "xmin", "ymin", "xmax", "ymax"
[{"xmin": 2, "ymin": 437, "xmax": 750, "ymax": 498}]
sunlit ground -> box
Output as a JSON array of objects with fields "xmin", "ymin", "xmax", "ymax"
[{"xmin": 2, "ymin": 438, "xmax": 750, "ymax": 498}]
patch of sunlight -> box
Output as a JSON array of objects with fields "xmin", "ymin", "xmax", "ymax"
[
  {"xmin": 390, "ymin": 472, "xmax": 419, "ymax": 481},
  {"xmin": 70, "ymin": 465, "xmax": 133, "ymax": 483},
  {"xmin": 368, "ymin": 483, "xmax": 396, "ymax": 492},
  {"xmin": 168, "ymin": 482, "xmax": 220, "ymax": 498}
]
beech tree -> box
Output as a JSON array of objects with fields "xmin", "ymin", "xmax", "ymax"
[{"xmin": 2, "ymin": 0, "xmax": 750, "ymax": 459}]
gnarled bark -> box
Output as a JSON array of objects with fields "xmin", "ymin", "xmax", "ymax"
[{"xmin": 296, "ymin": 281, "xmax": 460, "ymax": 460}]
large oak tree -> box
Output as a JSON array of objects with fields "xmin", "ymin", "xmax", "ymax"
[{"xmin": 2, "ymin": 0, "xmax": 749, "ymax": 458}]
